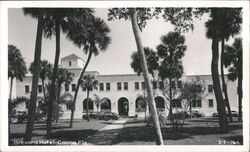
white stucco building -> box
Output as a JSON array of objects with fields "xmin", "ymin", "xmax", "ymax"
[{"xmin": 13, "ymin": 53, "xmax": 239, "ymax": 119}]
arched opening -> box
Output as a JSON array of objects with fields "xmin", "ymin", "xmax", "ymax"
[
  {"xmin": 101, "ymin": 98, "xmax": 111, "ymax": 112},
  {"xmin": 155, "ymin": 96, "xmax": 165, "ymax": 111},
  {"xmin": 135, "ymin": 96, "xmax": 146, "ymax": 112},
  {"xmin": 118, "ymin": 97, "xmax": 129, "ymax": 116},
  {"xmin": 83, "ymin": 98, "xmax": 94, "ymax": 112}
]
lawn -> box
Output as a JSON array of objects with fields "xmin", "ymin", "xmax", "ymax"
[
  {"xmin": 114, "ymin": 117, "xmax": 243, "ymax": 145},
  {"xmin": 9, "ymin": 119, "xmax": 114, "ymax": 145}
]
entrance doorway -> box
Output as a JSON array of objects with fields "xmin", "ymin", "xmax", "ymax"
[{"xmin": 118, "ymin": 97, "xmax": 129, "ymax": 116}]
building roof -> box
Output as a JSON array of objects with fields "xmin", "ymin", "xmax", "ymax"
[{"xmin": 61, "ymin": 53, "xmax": 85, "ymax": 62}]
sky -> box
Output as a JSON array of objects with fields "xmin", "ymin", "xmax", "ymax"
[{"xmin": 8, "ymin": 8, "xmax": 217, "ymax": 76}]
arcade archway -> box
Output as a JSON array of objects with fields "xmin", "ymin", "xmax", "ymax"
[
  {"xmin": 83, "ymin": 98, "xmax": 94, "ymax": 112},
  {"xmin": 118, "ymin": 97, "xmax": 129, "ymax": 116}
]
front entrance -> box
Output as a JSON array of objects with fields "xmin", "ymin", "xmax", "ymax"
[{"xmin": 118, "ymin": 97, "xmax": 129, "ymax": 116}]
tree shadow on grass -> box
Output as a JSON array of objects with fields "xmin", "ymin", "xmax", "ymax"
[{"xmin": 46, "ymin": 129, "xmax": 97, "ymax": 142}]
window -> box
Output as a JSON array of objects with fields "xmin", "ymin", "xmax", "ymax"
[
  {"xmin": 172, "ymin": 99, "xmax": 182, "ymax": 108},
  {"xmin": 25, "ymin": 85, "xmax": 29, "ymax": 93},
  {"xmin": 177, "ymin": 81, "xmax": 182, "ymax": 89},
  {"xmin": 171, "ymin": 81, "xmax": 176, "ymax": 89},
  {"xmin": 69, "ymin": 61, "xmax": 72, "ymax": 66},
  {"xmin": 82, "ymin": 85, "xmax": 86, "ymax": 91},
  {"xmin": 153, "ymin": 81, "xmax": 157, "ymax": 89},
  {"xmin": 65, "ymin": 84, "xmax": 69, "ymax": 91},
  {"xmin": 192, "ymin": 99, "xmax": 202, "ymax": 108},
  {"xmin": 208, "ymin": 84, "xmax": 213, "ymax": 92},
  {"xmin": 72, "ymin": 84, "xmax": 76, "ymax": 91},
  {"xmin": 38, "ymin": 85, "xmax": 42, "ymax": 93},
  {"xmin": 135, "ymin": 82, "xmax": 139, "ymax": 90},
  {"xmin": 141, "ymin": 82, "xmax": 145, "ymax": 90},
  {"xmin": 66, "ymin": 103, "xmax": 72, "ymax": 110},
  {"xmin": 99, "ymin": 83, "xmax": 104, "ymax": 91},
  {"xmin": 124, "ymin": 82, "xmax": 128, "ymax": 90},
  {"xmin": 106, "ymin": 83, "xmax": 110, "ymax": 91},
  {"xmin": 209, "ymin": 99, "xmax": 213, "ymax": 107},
  {"xmin": 117, "ymin": 82, "xmax": 121, "ymax": 90},
  {"xmin": 159, "ymin": 81, "xmax": 164, "ymax": 89},
  {"xmin": 89, "ymin": 86, "xmax": 93, "ymax": 91}
]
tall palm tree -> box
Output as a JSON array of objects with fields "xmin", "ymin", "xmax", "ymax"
[
  {"xmin": 156, "ymin": 31, "xmax": 186, "ymax": 121},
  {"xmin": 224, "ymin": 38, "xmax": 242, "ymax": 122},
  {"xmin": 44, "ymin": 8, "xmax": 94, "ymax": 134},
  {"xmin": 205, "ymin": 8, "xmax": 229, "ymax": 133},
  {"xmin": 80, "ymin": 75, "xmax": 98, "ymax": 121},
  {"xmin": 29, "ymin": 60, "xmax": 52, "ymax": 99},
  {"xmin": 68, "ymin": 17, "xmax": 111, "ymax": 128},
  {"xmin": 8, "ymin": 45, "xmax": 27, "ymax": 99},
  {"xmin": 129, "ymin": 8, "xmax": 163, "ymax": 145},
  {"xmin": 22, "ymin": 8, "xmax": 44, "ymax": 141},
  {"xmin": 130, "ymin": 47, "xmax": 159, "ymax": 78},
  {"xmin": 217, "ymin": 8, "xmax": 242, "ymax": 122}
]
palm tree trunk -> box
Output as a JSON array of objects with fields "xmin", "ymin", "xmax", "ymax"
[
  {"xmin": 238, "ymin": 55, "xmax": 243, "ymax": 122},
  {"xmin": 47, "ymin": 16, "xmax": 61, "ymax": 135},
  {"xmin": 56, "ymin": 84, "xmax": 61, "ymax": 123},
  {"xmin": 211, "ymin": 37, "xmax": 229, "ymax": 133},
  {"xmin": 168, "ymin": 77, "xmax": 173, "ymax": 121},
  {"xmin": 130, "ymin": 8, "xmax": 163, "ymax": 145},
  {"xmin": 86, "ymin": 90, "xmax": 90, "ymax": 121},
  {"xmin": 9, "ymin": 77, "xmax": 13, "ymax": 99},
  {"xmin": 189, "ymin": 100, "xmax": 192, "ymax": 119},
  {"xmin": 24, "ymin": 11, "xmax": 44, "ymax": 141},
  {"xmin": 42, "ymin": 79, "xmax": 46, "ymax": 100},
  {"xmin": 69, "ymin": 50, "xmax": 93, "ymax": 128},
  {"xmin": 220, "ymin": 38, "xmax": 233, "ymax": 122}
]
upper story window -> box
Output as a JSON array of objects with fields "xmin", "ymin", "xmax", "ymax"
[
  {"xmin": 192, "ymin": 99, "xmax": 202, "ymax": 108},
  {"xmin": 172, "ymin": 99, "xmax": 182, "ymax": 108},
  {"xmin": 177, "ymin": 80, "xmax": 182, "ymax": 89},
  {"xmin": 171, "ymin": 81, "xmax": 176, "ymax": 89},
  {"xmin": 117, "ymin": 82, "xmax": 122, "ymax": 90},
  {"xmin": 106, "ymin": 83, "xmax": 110, "ymax": 91},
  {"xmin": 65, "ymin": 84, "xmax": 69, "ymax": 92},
  {"xmin": 99, "ymin": 83, "xmax": 104, "ymax": 91},
  {"xmin": 208, "ymin": 99, "xmax": 213, "ymax": 107},
  {"xmin": 152, "ymin": 81, "xmax": 157, "ymax": 89},
  {"xmin": 124, "ymin": 82, "xmax": 128, "ymax": 90},
  {"xmin": 135, "ymin": 82, "xmax": 139, "ymax": 90},
  {"xmin": 159, "ymin": 81, "xmax": 164, "ymax": 89},
  {"xmin": 72, "ymin": 84, "xmax": 76, "ymax": 91},
  {"xmin": 25, "ymin": 85, "xmax": 29, "ymax": 93},
  {"xmin": 208, "ymin": 84, "xmax": 213, "ymax": 92},
  {"xmin": 141, "ymin": 82, "xmax": 145, "ymax": 90},
  {"xmin": 38, "ymin": 85, "xmax": 42, "ymax": 93},
  {"xmin": 69, "ymin": 61, "xmax": 72, "ymax": 67}
]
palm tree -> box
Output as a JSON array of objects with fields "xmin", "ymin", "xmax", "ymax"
[
  {"xmin": 129, "ymin": 8, "xmax": 163, "ymax": 145},
  {"xmin": 130, "ymin": 47, "xmax": 159, "ymax": 78},
  {"xmin": 8, "ymin": 45, "xmax": 27, "ymax": 99},
  {"xmin": 68, "ymin": 17, "xmax": 111, "ymax": 128},
  {"xmin": 29, "ymin": 60, "xmax": 52, "ymax": 99},
  {"xmin": 93, "ymin": 94, "xmax": 102, "ymax": 112},
  {"xmin": 22, "ymin": 8, "xmax": 44, "ymax": 141},
  {"xmin": 224, "ymin": 38, "xmax": 242, "ymax": 122},
  {"xmin": 80, "ymin": 75, "xmax": 98, "ymax": 121},
  {"xmin": 55, "ymin": 67, "xmax": 73, "ymax": 122},
  {"xmin": 205, "ymin": 8, "xmax": 229, "ymax": 133},
  {"xmin": 217, "ymin": 8, "xmax": 242, "ymax": 122},
  {"xmin": 156, "ymin": 31, "xmax": 186, "ymax": 121},
  {"xmin": 44, "ymin": 8, "xmax": 94, "ymax": 134}
]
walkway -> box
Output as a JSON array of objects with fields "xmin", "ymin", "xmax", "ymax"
[{"xmin": 85, "ymin": 118, "xmax": 128, "ymax": 145}]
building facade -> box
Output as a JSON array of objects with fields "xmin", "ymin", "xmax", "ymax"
[{"xmin": 13, "ymin": 54, "xmax": 239, "ymax": 119}]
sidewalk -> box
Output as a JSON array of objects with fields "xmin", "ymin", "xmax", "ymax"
[{"xmin": 85, "ymin": 119, "xmax": 128, "ymax": 145}]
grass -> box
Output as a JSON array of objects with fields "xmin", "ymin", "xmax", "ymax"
[
  {"xmin": 9, "ymin": 119, "xmax": 114, "ymax": 145},
  {"xmin": 114, "ymin": 117, "xmax": 243, "ymax": 145}
]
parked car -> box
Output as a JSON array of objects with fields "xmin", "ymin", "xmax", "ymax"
[
  {"xmin": 212, "ymin": 111, "xmax": 238, "ymax": 118},
  {"xmin": 191, "ymin": 110, "xmax": 204, "ymax": 118},
  {"xmin": 99, "ymin": 112, "xmax": 119, "ymax": 121},
  {"xmin": 82, "ymin": 112, "xmax": 100, "ymax": 120}
]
